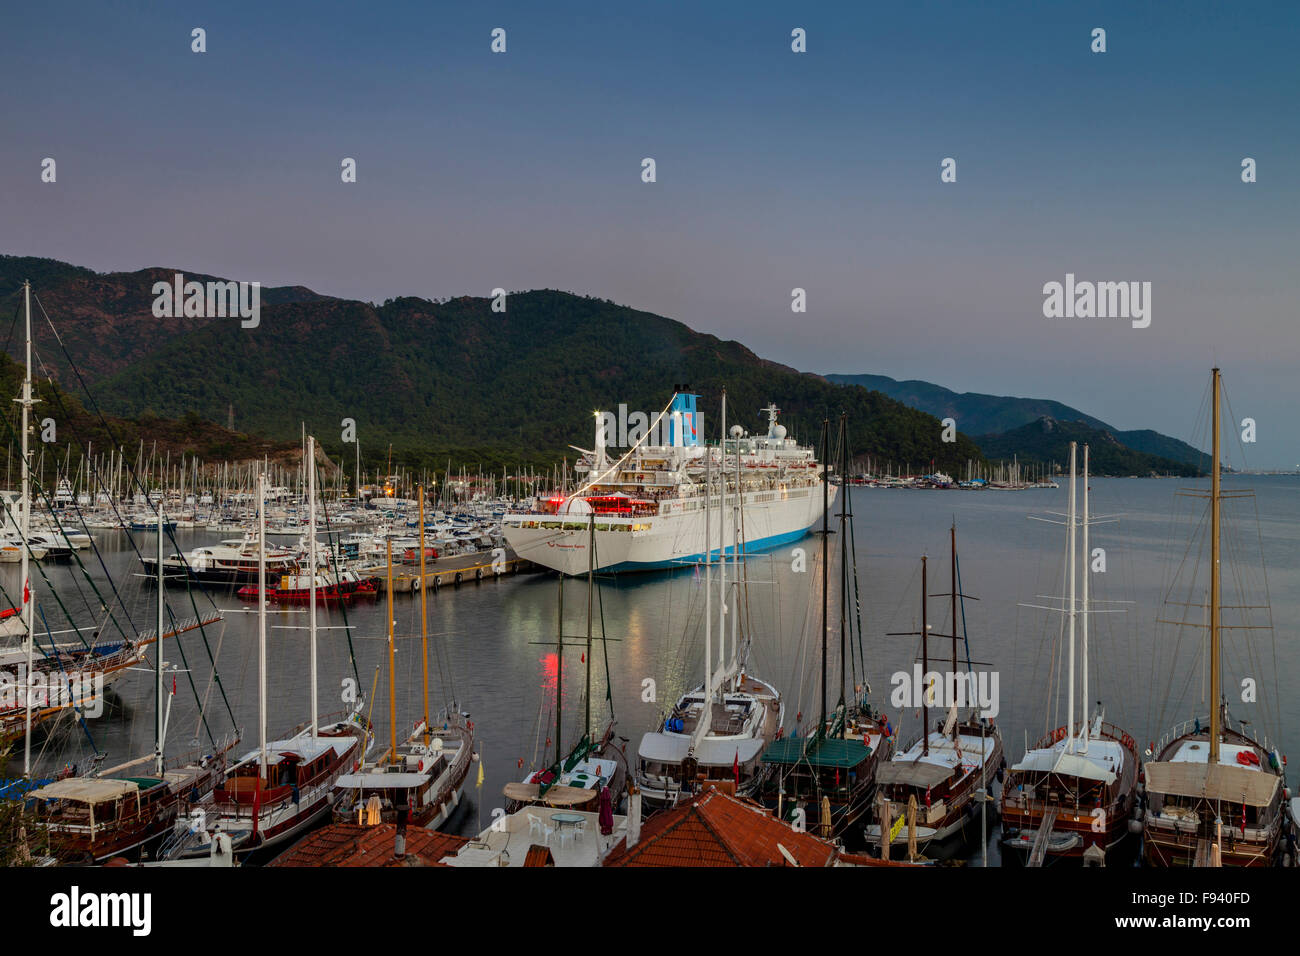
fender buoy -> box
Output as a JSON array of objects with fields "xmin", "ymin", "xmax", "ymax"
[
  {"xmin": 475, "ymin": 567, "xmax": 483, "ymax": 581},
  {"xmin": 454, "ymin": 572, "xmax": 462, "ymax": 585},
  {"xmin": 434, "ymin": 575, "xmax": 441, "ymax": 588}
]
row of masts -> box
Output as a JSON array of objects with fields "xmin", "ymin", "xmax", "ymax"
[{"xmin": 8, "ymin": 443, "xmax": 593, "ymax": 509}]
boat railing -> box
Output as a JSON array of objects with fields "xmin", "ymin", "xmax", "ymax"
[
  {"xmin": 1025, "ymin": 720, "xmax": 1138, "ymax": 755},
  {"xmin": 133, "ymin": 611, "xmax": 226, "ymax": 646},
  {"xmin": 1152, "ymin": 715, "xmax": 1212, "ymax": 755}
]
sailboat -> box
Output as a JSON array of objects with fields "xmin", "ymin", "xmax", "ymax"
[
  {"xmin": 1000, "ymin": 442, "xmax": 1140, "ymax": 865},
  {"xmin": 29, "ymin": 504, "xmax": 236, "ymax": 862},
  {"xmin": 178, "ymin": 455, "xmax": 371, "ymax": 856},
  {"xmin": 333, "ymin": 484, "xmax": 476, "ymax": 829},
  {"xmin": 634, "ymin": 392, "xmax": 784, "ymax": 809},
  {"xmin": 0, "ymin": 281, "xmax": 146, "ymax": 754},
  {"xmin": 1141, "ymin": 369, "xmax": 1287, "ymax": 867},
  {"xmin": 760, "ymin": 415, "xmax": 893, "ymax": 842},
  {"xmin": 866, "ymin": 528, "xmax": 1004, "ymax": 860},
  {"xmin": 504, "ymin": 510, "xmax": 628, "ymax": 815}
]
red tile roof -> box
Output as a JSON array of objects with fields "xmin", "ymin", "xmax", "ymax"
[
  {"xmin": 269, "ymin": 824, "xmax": 468, "ymax": 867},
  {"xmin": 603, "ymin": 787, "xmax": 837, "ymax": 867}
]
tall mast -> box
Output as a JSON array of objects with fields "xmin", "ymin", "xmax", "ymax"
[
  {"xmin": 1066, "ymin": 441, "xmax": 1077, "ymax": 754},
  {"xmin": 419, "ymin": 484, "xmax": 429, "ymax": 743},
  {"xmin": 386, "ymin": 538, "xmax": 397, "ymax": 762},
  {"xmin": 1209, "ymin": 369, "xmax": 1222, "ymax": 763},
  {"xmin": 820, "ymin": 420, "xmax": 829, "ymax": 733},
  {"xmin": 308, "ymin": 435, "xmax": 319, "ymax": 739},
  {"xmin": 1080, "ymin": 444, "xmax": 1090, "ymax": 754},
  {"xmin": 839, "ymin": 415, "xmax": 848, "ymax": 718},
  {"xmin": 155, "ymin": 501, "xmax": 165, "ymax": 775},
  {"xmin": 717, "ymin": 390, "xmax": 726, "ymax": 688},
  {"xmin": 585, "ymin": 511, "xmax": 594, "ymax": 742},
  {"xmin": 921, "ymin": 556, "xmax": 929, "ymax": 757},
  {"xmin": 555, "ymin": 569, "xmax": 564, "ymax": 766},
  {"xmin": 20, "ymin": 282, "xmax": 35, "ymax": 776},
  {"xmin": 732, "ymin": 416, "xmax": 741, "ymax": 681},
  {"xmin": 949, "ymin": 524, "xmax": 958, "ymax": 678},
  {"xmin": 703, "ymin": 446, "xmax": 712, "ymax": 705},
  {"xmin": 257, "ymin": 472, "xmax": 268, "ymax": 778}
]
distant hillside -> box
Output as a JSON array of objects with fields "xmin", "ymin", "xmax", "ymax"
[
  {"xmin": 0, "ymin": 352, "xmax": 302, "ymax": 485},
  {"xmin": 0, "ymin": 255, "xmax": 333, "ymax": 383},
  {"xmin": 826, "ymin": 372, "xmax": 1208, "ymax": 470},
  {"xmin": 2, "ymin": 258, "xmax": 986, "ymax": 475},
  {"xmin": 974, "ymin": 417, "xmax": 1201, "ymax": 477}
]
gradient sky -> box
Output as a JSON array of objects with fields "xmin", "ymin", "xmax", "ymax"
[{"xmin": 3, "ymin": 1, "xmax": 1297, "ymax": 467}]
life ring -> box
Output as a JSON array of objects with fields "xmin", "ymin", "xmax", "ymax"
[{"xmin": 1054, "ymin": 727, "xmax": 1066, "ymax": 743}]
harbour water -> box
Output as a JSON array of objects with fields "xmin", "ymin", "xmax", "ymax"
[{"xmin": 5, "ymin": 475, "xmax": 1296, "ymax": 862}]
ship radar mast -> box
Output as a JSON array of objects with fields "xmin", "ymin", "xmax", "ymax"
[{"xmin": 761, "ymin": 404, "xmax": 781, "ymax": 437}]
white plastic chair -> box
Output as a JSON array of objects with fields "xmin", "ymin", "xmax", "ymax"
[
  {"xmin": 542, "ymin": 823, "xmax": 555, "ymax": 846},
  {"xmin": 527, "ymin": 812, "xmax": 543, "ymax": 839},
  {"xmin": 574, "ymin": 818, "xmax": 587, "ymax": 844},
  {"xmin": 557, "ymin": 827, "xmax": 575, "ymax": 851}
]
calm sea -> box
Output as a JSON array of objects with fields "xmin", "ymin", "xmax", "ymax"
[{"xmin": 6, "ymin": 475, "xmax": 1296, "ymax": 862}]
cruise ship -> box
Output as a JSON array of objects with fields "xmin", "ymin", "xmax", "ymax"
[{"xmin": 502, "ymin": 392, "xmax": 833, "ymax": 575}]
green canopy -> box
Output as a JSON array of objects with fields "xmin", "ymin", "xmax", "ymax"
[{"xmin": 761, "ymin": 736, "xmax": 873, "ymax": 770}]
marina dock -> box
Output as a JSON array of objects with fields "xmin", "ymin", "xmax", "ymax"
[{"xmin": 354, "ymin": 547, "xmax": 539, "ymax": 593}]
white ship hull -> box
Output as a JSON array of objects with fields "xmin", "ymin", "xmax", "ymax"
[{"xmin": 503, "ymin": 484, "xmax": 835, "ymax": 575}]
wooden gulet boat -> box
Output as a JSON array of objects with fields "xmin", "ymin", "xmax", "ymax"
[
  {"xmin": 634, "ymin": 392, "xmax": 783, "ymax": 809},
  {"xmin": 760, "ymin": 415, "xmax": 892, "ymax": 843},
  {"xmin": 29, "ymin": 504, "xmax": 236, "ymax": 863},
  {"xmin": 866, "ymin": 532, "xmax": 1004, "ymax": 861},
  {"xmin": 1000, "ymin": 442, "xmax": 1140, "ymax": 865},
  {"xmin": 333, "ymin": 485, "xmax": 476, "ymax": 829},
  {"xmin": 505, "ymin": 508, "xmax": 628, "ymax": 815},
  {"xmin": 177, "ymin": 460, "xmax": 371, "ymax": 857},
  {"xmin": 1141, "ymin": 369, "xmax": 1288, "ymax": 868}
]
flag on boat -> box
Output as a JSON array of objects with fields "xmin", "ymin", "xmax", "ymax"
[
  {"xmin": 476, "ymin": 757, "xmax": 484, "ymax": 790},
  {"xmin": 925, "ymin": 786, "xmax": 931, "ymax": 808},
  {"xmin": 733, "ymin": 749, "xmax": 740, "ymax": 786},
  {"xmin": 23, "ymin": 578, "xmax": 29, "ymax": 605}
]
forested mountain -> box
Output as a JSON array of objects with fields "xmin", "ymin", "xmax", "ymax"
[
  {"xmin": 2, "ymin": 260, "xmax": 984, "ymax": 474},
  {"xmin": 827, "ymin": 372, "xmax": 1208, "ymax": 471}
]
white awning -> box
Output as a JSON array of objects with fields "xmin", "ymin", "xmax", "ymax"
[
  {"xmin": 1145, "ymin": 761, "xmax": 1280, "ymax": 807},
  {"xmin": 1010, "ymin": 748, "xmax": 1116, "ymax": 784},
  {"xmin": 636, "ymin": 733, "xmax": 764, "ymax": 767},
  {"xmin": 29, "ymin": 778, "xmax": 141, "ymax": 804},
  {"xmin": 637, "ymin": 733, "xmax": 690, "ymax": 763}
]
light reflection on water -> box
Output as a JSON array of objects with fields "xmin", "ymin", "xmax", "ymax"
[{"xmin": 4, "ymin": 475, "xmax": 1295, "ymax": 863}]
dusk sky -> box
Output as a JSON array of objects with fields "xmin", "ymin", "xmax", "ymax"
[{"xmin": 4, "ymin": 2, "xmax": 1297, "ymax": 467}]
